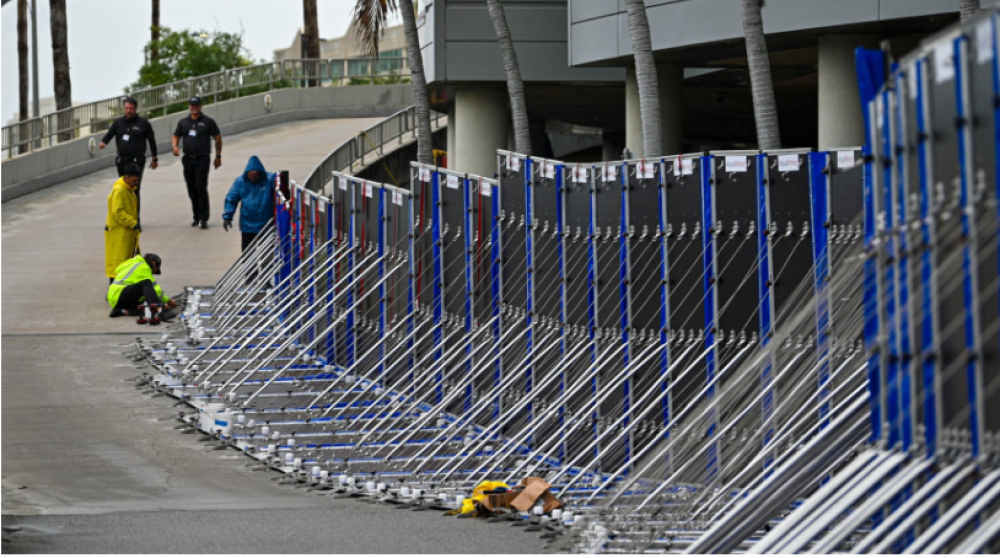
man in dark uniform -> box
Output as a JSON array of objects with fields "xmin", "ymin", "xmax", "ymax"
[
  {"xmin": 99, "ymin": 96, "xmax": 158, "ymax": 215},
  {"xmin": 171, "ymin": 97, "xmax": 222, "ymax": 229}
]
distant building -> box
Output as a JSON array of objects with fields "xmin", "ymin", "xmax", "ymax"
[
  {"xmin": 273, "ymin": 20, "xmax": 407, "ymax": 62},
  {"xmin": 5, "ymin": 96, "xmax": 59, "ymax": 126}
]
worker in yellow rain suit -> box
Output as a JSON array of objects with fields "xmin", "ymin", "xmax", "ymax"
[{"xmin": 105, "ymin": 163, "xmax": 143, "ymax": 283}]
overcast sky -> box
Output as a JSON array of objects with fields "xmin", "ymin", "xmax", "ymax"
[{"xmin": 1, "ymin": 0, "xmax": 374, "ymax": 122}]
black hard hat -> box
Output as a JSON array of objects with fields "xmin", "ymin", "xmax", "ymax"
[
  {"xmin": 189, "ymin": 96, "xmax": 202, "ymax": 105},
  {"xmin": 144, "ymin": 253, "xmax": 162, "ymax": 275}
]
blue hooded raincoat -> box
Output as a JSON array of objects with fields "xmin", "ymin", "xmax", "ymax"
[{"xmin": 223, "ymin": 156, "xmax": 275, "ymax": 234}]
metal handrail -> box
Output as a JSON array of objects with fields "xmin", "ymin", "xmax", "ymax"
[
  {"xmin": 302, "ymin": 106, "xmax": 444, "ymax": 194},
  {"xmin": 2, "ymin": 57, "xmax": 410, "ymax": 158}
]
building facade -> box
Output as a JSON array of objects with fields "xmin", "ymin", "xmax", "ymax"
[
  {"xmin": 273, "ymin": 21, "xmax": 408, "ymax": 62},
  {"xmin": 406, "ymin": 0, "xmax": 987, "ymax": 175}
]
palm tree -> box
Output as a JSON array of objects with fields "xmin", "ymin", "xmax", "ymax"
[
  {"xmin": 17, "ymin": 0, "xmax": 28, "ymax": 121},
  {"xmin": 353, "ymin": 0, "xmax": 433, "ymax": 165},
  {"xmin": 960, "ymin": 0, "xmax": 980, "ymax": 22},
  {"xmin": 17, "ymin": 0, "xmax": 28, "ymax": 152},
  {"xmin": 741, "ymin": 0, "xmax": 781, "ymax": 150},
  {"xmin": 303, "ymin": 0, "xmax": 320, "ymax": 87},
  {"xmin": 623, "ymin": 0, "xmax": 661, "ymax": 158},
  {"xmin": 50, "ymin": 0, "xmax": 73, "ymax": 142},
  {"xmin": 151, "ymin": 0, "xmax": 160, "ymax": 66},
  {"xmin": 486, "ymin": 0, "xmax": 530, "ymax": 156}
]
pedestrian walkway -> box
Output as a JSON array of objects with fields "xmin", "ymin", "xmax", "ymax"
[
  {"xmin": 1, "ymin": 117, "xmax": 546, "ymax": 553},
  {"xmin": 2, "ymin": 118, "xmax": 380, "ymax": 336}
]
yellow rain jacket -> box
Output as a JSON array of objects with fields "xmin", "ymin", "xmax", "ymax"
[{"xmin": 105, "ymin": 177, "xmax": 140, "ymax": 277}]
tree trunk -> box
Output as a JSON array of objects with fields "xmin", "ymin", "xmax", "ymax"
[
  {"xmin": 623, "ymin": 0, "xmax": 661, "ymax": 158},
  {"xmin": 486, "ymin": 0, "xmax": 530, "ymax": 156},
  {"xmin": 303, "ymin": 0, "xmax": 320, "ymax": 87},
  {"xmin": 398, "ymin": 0, "xmax": 433, "ymax": 165},
  {"xmin": 17, "ymin": 0, "xmax": 29, "ymax": 152},
  {"xmin": 50, "ymin": 0, "xmax": 73, "ymax": 143},
  {"xmin": 960, "ymin": 0, "xmax": 980, "ymax": 22},
  {"xmin": 741, "ymin": 0, "xmax": 781, "ymax": 150},
  {"xmin": 151, "ymin": 0, "xmax": 160, "ymax": 64}
]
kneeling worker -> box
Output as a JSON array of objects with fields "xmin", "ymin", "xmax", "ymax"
[
  {"xmin": 108, "ymin": 253, "xmax": 177, "ymax": 325},
  {"xmin": 222, "ymin": 155, "xmax": 275, "ymax": 251}
]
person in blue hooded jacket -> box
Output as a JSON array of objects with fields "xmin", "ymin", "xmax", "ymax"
[{"xmin": 222, "ymin": 156, "xmax": 276, "ymax": 251}]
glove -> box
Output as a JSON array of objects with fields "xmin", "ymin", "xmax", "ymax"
[
  {"xmin": 223, "ymin": 219, "xmax": 232, "ymax": 232},
  {"xmin": 134, "ymin": 223, "xmax": 142, "ymax": 233}
]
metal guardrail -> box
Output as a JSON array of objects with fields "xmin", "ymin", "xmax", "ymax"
[
  {"xmin": 2, "ymin": 57, "xmax": 410, "ymax": 158},
  {"xmin": 302, "ymin": 105, "xmax": 444, "ymax": 193}
]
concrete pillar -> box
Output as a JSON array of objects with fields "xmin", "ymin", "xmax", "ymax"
[
  {"xmin": 453, "ymin": 84, "xmax": 508, "ymax": 177},
  {"xmin": 602, "ymin": 132, "xmax": 626, "ymax": 161},
  {"xmin": 818, "ymin": 35, "xmax": 879, "ymax": 151},
  {"xmin": 529, "ymin": 118, "xmax": 547, "ymax": 158},
  {"xmin": 625, "ymin": 62, "xmax": 684, "ymax": 158},
  {"xmin": 446, "ymin": 101, "xmax": 457, "ymax": 169}
]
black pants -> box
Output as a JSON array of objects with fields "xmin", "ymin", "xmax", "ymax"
[
  {"xmin": 115, "ymin": 279, "xmax": 160, "ymax": 310},
  {"xmin": 182, "ymin": 154, "xmax": 211, "ymax": 221},
  {"xmin": 241, "ymin": 232, "xmax": 258, "ymax": 252},
  {"xmin": 116, "ymin": 154, "xmax": 145, "ymax": 216}
]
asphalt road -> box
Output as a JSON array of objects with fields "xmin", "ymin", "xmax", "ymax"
[{"xmin": 1, "ymin": 119, "xmax": 549, "ymax": 554}]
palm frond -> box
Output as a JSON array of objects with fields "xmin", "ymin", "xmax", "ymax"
[{"xmin": 352, "ymin": 0, "xmax": 398, "ymax": 58}]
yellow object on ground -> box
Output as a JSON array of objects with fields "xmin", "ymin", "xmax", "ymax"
[
  {"xmin": 105, "ymin": 177, "xmax": 140, "ymax": 277},
  {"xmin": 455, "ymin": 480, "xmax": 508, "ymax": 515}
]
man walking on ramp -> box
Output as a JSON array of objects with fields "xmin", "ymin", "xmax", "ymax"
[
  {"xmin": 222, "ymin": 155, "xmax": 275, "ymax": 251},
  {"xmin": 172, "ymin": 97, "xmax": 222, "ymax": 229}
]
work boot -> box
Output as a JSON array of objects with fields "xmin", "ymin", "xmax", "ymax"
[
  {"xmin": 199, "ymin": 220, "xmax": 208, "ymax": 229},
  {"xmin": 136, "ymin": 303, "xmax": 150, "ymax": 325},
  {"xmin": 149, "ymin": 304, "xmax": 162, "ymax": 326},
  {"xmin": 191, "ymin": 219, "xmax": 199, "ymax": 227},
  {"xmin": 109, "ymin": 307, "xmax": 125, "ymax": 318}
]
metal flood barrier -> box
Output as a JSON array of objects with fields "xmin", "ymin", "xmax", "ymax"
[{"xmin": 122, "ymin": 11, "xmax": 1000, "ymax": 554}]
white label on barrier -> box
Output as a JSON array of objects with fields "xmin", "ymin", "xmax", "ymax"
[
  {"xmin": 777, "ymin": 154, "xmax": 800, "ymax": 172},
  {"xmin": 635, "ymin": 160, "xmax": 655, "ymax": 179},
  {"xmin": 908, "ymin": 66, "xmax": 918, "ymax": 100},
  {"xmin": 573, "ymin": 165, "xmax": 587, "ymax": 183},
  {"xmin": 419, "ymin": 167, "xmax": 431, "ymax": 182},
  {"xmin": 673, "ymin": 158, "xmax": 694, "ymax": 176},
  {"xmin": 602, "ymin": 164, "xmax": 617, "ymax": 182},
  {"xmin": 507, "ymin": 155, "xmax": 521, "ymax": 172},
  {"xmin": 446, "ymin": 174, "xmax": 459, "ymax": 189},
  {"xmin": 338, "ymin": 177, "xmax": 347, "ymax": 191},
  {"xmin": 319, "ymin": 200, "xmax": 326, "ymax": 213},
  {"xmin": 837, "ymin": 151, "xmax": 855, "ymax": 169},
  {"xmin": 725, "ymin": 156, "xmax": 748, "ymax": 173},
  {"xmin": 875, "ymin": 95, "xmax": 885, "ymax": 126},
  {"xmin": 977, "ymin": 19, "xmax": 994, "ymax": 65},
  {"xmin": 480, "ymin": 180, "xmax": 491, "ymax": 197},
  {"xmin": 393, "ymin": 191, "xmax": 403, "ymax": 206},
  {"xmin": 934, "ymin": 43, "xmax": 955, "ymax": 83},
  {"xmin": 364, "ymin": 183, "xmax": 373, "ymax": 198},
  {"xmin": 304, "ymin": 194, "xmax": 311, "ymax": 205},
  {"xmin": 544, "ymin": 161, "xmax": 556, "ymax": 179}
]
